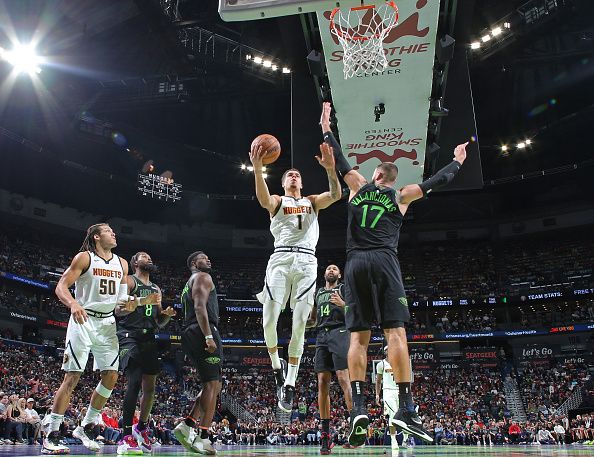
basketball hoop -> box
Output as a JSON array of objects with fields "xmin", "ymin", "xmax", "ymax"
[{"xmin": 330, "ymin": 1, "xmax": 399, "ymax": 79}]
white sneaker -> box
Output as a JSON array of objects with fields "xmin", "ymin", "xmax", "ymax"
[
  {"xmin": 173, "ymin": 422, "xmax": 197, "ymax": 453},
  {"xmin": 117, "ymin": 435, "xmax": 143, "ymax": 455},
  {"xmin": 41, "ymin": 434, "xmax": 70, "ymax": 455},
  {"xmin": 73, "ymin": 425, "xmax": 101, "ymax": 452},
  {"xmin": 192, "ymin": 436, "xmax": 217, "ymax": 455}
]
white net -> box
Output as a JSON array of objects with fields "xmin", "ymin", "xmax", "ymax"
[{"xmin": 330, "ymin": 2, "xmax": 399, "ymax": 79}]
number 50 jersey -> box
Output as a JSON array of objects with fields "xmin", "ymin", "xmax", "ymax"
[
  {"xmin": 347, "ymin": 182, "xmax": 404, "ymax": 253},
  {"xmin": 74, "ymin": 251, "xmax": 124, "ymax": 313}
]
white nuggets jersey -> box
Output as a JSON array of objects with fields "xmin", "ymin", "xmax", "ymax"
[
  {"xmin": 74, "ymin": 251, "xmax": 124, "ymax": 313},
  {"xmin": 271, "ymin": 196, "xmax": 319, "ymax": 250},
  {"xmin": 377, "ymin": 359, "xmax": 398, "ymax": 391}
]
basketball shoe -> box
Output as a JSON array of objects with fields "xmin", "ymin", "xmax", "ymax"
[
  {"xmin": 391, "ymin": 407, "xmax": 433, "ymax": 443},
  {"xmin": 274, "ymin": 359, "xmax": 287, "ymax": 404},
  {"xmin": 320, "ymin": 432, "xmax": 334, "ymax": 455},
  {"xmin": 73, "ymin": 424, "xmax": 101, "ymax": 451},
  {"xmin": 173, "ymin": 421, "xmax": 197, "ymax": 453},
  {"xmin": 192, "ymin": 436, "xmax": 217, "ymax": 455},
  {"xmin": 116, "ymin": 435, "xmax": 142, "ymax": 455},
  {"xmin": 132, "ymin": 424, "xmax": 152, "ymax": 451},
  {"xmin": 41, "ymin": 431, "xmax": 70, "ymax": 455},
  {"xmin": 278, "ymin": 384, "xmax": 295, "ymax": 413},
  {"xmin": 347, "ymin": 407, "xmax": 369, "ymax": 447}
]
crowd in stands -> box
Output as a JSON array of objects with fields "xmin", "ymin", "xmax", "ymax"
[
  {"xmin": 1, "ymin": 226, "xmax": 594, "ymax": 448},
  {"xmin": 0, "ymin": 334, "xmax": 592, "ymax": 448},
  {"xmin": 517, "ymin": 361, "xmax": 591, "ymax": 421},
  {"xmin": 2, "ymin": 225, "xmax": 594, "ymax": 304}
]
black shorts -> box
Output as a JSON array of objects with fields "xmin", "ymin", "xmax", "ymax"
[
  {"xmin": 118, "ymin": 333, "xmax": 160, "ymax": 375},
  {"xmin": 182, "ymin": 323, "xmax": 223, "ymax": 382},
  {"xmin": 314, "ymin": 327, "xmax": 349, "ymax": 373},
  {"xmin": 344, "ymin": 248, "xmax": 410, "ymax": 331}
]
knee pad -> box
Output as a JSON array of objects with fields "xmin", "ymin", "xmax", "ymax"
[{"xmin": 95, "ymin": 382, "xmax": 113, "ymax": 399}]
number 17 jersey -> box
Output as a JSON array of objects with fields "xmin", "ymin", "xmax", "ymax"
[{"xmin": 347, "ymin": 182, "xmax": 403, "ymax": 252}]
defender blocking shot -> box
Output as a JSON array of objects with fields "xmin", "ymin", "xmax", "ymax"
[{"xmin": 321, "ymin": 101, "xmax": 468, "ymax": 445}]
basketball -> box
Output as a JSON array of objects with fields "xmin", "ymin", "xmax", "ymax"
[{"xmin": 251, "ymin": 134, "xmax": 281, "ymax": 165}]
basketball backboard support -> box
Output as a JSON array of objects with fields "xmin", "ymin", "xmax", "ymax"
[
  {"xmin": 219, "ymin": 1, "xmax": 362, "ymax": 21},
  {"xmin": 219, "ymin": 0, "xmax": 442, "ymax": 188}
]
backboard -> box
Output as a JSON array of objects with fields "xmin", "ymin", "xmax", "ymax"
[{"xmin": 219, "ymin": 0, "xmax": 442, "ymax": 188}]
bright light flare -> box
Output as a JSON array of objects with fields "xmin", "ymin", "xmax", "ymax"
[
  {"xmin": 491, "ymin": 27, "xmax": 502, "ymax": 36},
  {"xmin": 1, "ymin": 43, "xmax": 43, "ymax": 74},
  {"xmin": 470, "ymin": 42, "xmax": 481, "ymax": 49}
]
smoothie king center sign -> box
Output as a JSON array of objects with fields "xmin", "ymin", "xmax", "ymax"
[{"xmin": 317, "ymin": 0, "xmax": 440, "ymax": 187}]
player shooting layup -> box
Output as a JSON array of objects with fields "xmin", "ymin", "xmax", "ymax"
[{"xmin": 250, "ymin": 132, "xmax": 341, "ymax": 413}]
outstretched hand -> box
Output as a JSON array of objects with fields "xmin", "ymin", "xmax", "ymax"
[
  {"xmin": 454, "ymin": 142, "xmax": 469, "ymax": 165},
  {"xmin": 320, "ymin": 101, "xmax": 332, "ymax": 131},
  {"xmin": 315, "ymin": 142, "xmax": 335, "ymax": 170},
  {"xmin": 249, "ymin": 145, "xmax": 265, "ymax": 168}
]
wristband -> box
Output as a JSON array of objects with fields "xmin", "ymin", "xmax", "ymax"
[{"xmin": 205, "ymin": 335, "xmax": 214, "ymax": 340}]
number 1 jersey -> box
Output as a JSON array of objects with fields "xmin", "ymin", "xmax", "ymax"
[
  {"xmin": 75, "ymin": 251, "xmax": 124, "ymax": 313},
  {"xmin": 270, "ymin": 196, "xmax": 319, "ymax": 251},
  {"xmin": 347, "ymin": 182, "xmax": 403, "ymax": 252}
]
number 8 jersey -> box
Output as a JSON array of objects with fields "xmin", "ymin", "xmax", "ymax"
[
  {"xmin": 347, "ymin": 182, "xmax": 404, "ymax": 252},
  {"xmin": 271, "ymin": 196, "xmax": 319, "ymax": 251},
  {"xmin": 75, "ymin": 251, "xmax": 124, "ymax": 313}
]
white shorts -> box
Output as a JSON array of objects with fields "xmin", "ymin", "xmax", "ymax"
[
  {"xmin": 62, "ymin": 314, "xmax": 119, "ymax": 372},
  {"xmin": 383, "ymin": 390, "xmax": 400, "ymax": 419},
  {"xmin": 256, "ymin": 252, "xmax": 317, "ymax": 309}
]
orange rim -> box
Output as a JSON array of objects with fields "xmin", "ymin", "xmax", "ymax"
[{"xmin": 329, "ymin": 1, "xmax": 399, "ymax": 42}]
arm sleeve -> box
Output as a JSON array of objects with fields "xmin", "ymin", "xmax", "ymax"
[
  {"xmin": 418, "ymin": 160, "xmax": 461, "ymax": 196},
  {"xmin": 323, "ymin": 131, "xmax": 353, "ymax": 177}
]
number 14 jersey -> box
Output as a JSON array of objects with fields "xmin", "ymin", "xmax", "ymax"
[
  {"xmin": 347, "ymin": 182, "xmax": 403, "ymax": 252},
  {"xmin": 75, "ymin": 251, "xmax": 124, "ymax": 313},
  {"xmin": 271, "ymin": 196, "xmax": 319, "ymax": 251}
]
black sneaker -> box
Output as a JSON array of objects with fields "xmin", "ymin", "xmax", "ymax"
[
  {"xmin": 320, "ymin": 432, "xmax": 333, "ymax": 455},
  {"xmin": 347, "ymin": 408, "xmax": 369, "ymax": 447},
  {"xmin": 278, "ymin": 384, "xmax": 295, "ymax": 413},
  {"xmin": 391, "ymin": 407, "xmax": 433, "ymax": 443},
  {"xmin": 274, "ymin": 359, "xmax": 287, "ymax": 403}
]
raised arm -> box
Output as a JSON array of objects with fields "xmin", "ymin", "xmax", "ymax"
[
  {"xmin": 320, "ymin": 101, "xmax": 367, "ymax": 196},
  {"xmin": 309, "ymin": 142, "xmax": 341, "ymax": 212},
  {"xmin": 249, "ymin": 144, "xmax": 281, "ymax": 215},
  {"xmin": 397, "ymin": 142, "xmax": 469, "ymax": 206},
  {"xmin": 55, "ymin": 251, "xmax": 92, "ymax": 324}
]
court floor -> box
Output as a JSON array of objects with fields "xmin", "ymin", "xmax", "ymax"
[{"xmin": 1, "ymin": 444, "xmax": 593, "ymax": 457}]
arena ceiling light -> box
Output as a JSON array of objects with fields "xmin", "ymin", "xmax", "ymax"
[
  {"xmin": 470, "ymin": 42, "xmax": 481, "ymax": 50},
  {"xmin": 0, "ymin": 42, "xmax": 44, "ymax": 75}
]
